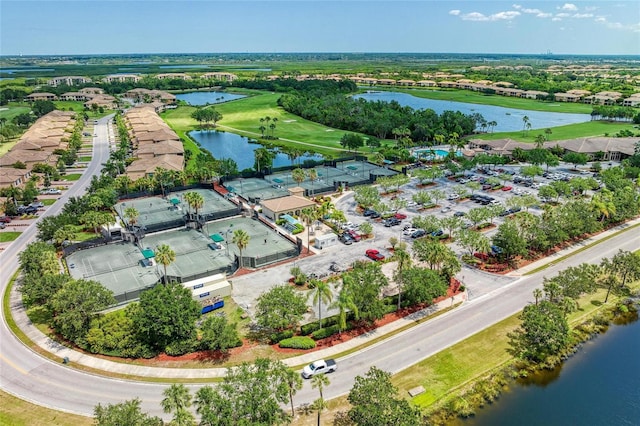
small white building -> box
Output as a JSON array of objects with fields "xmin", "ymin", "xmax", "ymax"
[{"xmin": 314, "ymin": 232, "xmax": 338, "ymax": 250}]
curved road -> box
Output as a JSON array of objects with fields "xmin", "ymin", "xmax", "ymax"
[{"xmin": 2, "ymin": 119, "xmax": 640, "ymax": 418}]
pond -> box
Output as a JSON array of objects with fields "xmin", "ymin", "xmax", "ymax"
[
  {"xmin": 353, "ymin": 91, "xmax": 591, "ymax": 133},
  {"xmin": 190, "ymin": 130, "xmax": 323, "ymax": 171},
  {"xmin": 456, "ymin": 312, "xmax": 640, "ymax": 426},
  {"xmin": 175, "ymin": 91, "xmax": 246, "ymax": 105}
]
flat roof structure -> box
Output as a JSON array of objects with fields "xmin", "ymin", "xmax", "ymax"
[{"xmin": 65, "ymin": 217, "xmax": 299, "ymax": 304}]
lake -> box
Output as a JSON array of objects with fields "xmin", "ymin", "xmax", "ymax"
[
  {"xmin": 175, "ymin": 91, "xmax": 246, "ymax": 105},
  {"xmin": 457, "ymin": 314, "xmax": 640, "ymax": 426},
  {"xmin": 353, "ymin": 91, "xmax": 591, "ymax": 133},
  {"xmin": 190, "ymin": 130, "xmax": 323, "ymax": 170}
]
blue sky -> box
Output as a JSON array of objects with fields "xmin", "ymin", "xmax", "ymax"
[{"xmin": 1, "ymin": 1, "xmax": 638, "ymax": 56}]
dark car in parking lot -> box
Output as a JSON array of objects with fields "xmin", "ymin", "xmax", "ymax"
[
  {"xmin": 18, "ymin": 205, "xmax": 38, "ymax": 215},
  {"xmin": 363, "ymin": 209, "xmax": 377, "ymax": 217},
  {"xmin": 339, "ymin": 233, "xmax": 354, "ymax": 245},
  {"xmin": 0, "ymin": 216, "xmax": 12, "ymax": 223},
  {"xmin": 383, "ymin": 217, "xmax": 401, "ymax": 227},
  {"xmin": 411, "ymin": 229, "xmax": 426, "ymax": 239}
]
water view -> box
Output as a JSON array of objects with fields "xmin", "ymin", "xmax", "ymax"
[
  {"xmin": 458, "ymin": 315, "xmax": 640, "ymax": 426},
  {"xmin": 175, "ymin": 91, "xmax": 246, "ymax": 105},
  {"xmin": 190, "ymin": 130, "xmax": 323, "ymax": 170},
  {"xmin": 354, "ymin": 91, "xmax": 591, "ymax": 133}
]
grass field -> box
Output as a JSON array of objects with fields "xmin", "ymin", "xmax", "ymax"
[
  {"xmin": 386, "ymin": 87, "xmax": 595, "ymax": 114},
  {"xmin": 0, "ymin": 104, "xmax": 30, "ymax": 121},
  {"xmin": 162, "ymin": 91, "xmax": 360, "ymax": 165},
  {"xmin": 60, "ymin": 173, "xmax": 82, "ymax": 181},
  {"xmin": 0, "ymin": 391, "xmax": 93, "ymax": 426},
  {"xmin": 0, "ymin": 232, "xmax": 21, "ymax": 242},
  {"xmin": 474, "ymin": 120, "xmax": 638, "ymax": 143}
]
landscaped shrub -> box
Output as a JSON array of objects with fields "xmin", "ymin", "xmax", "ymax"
[
  {"xmin": 292, "ymin": 223, "xmax": 304, "ymax": 234},
  {"xmin": 269, "ymin": 329, "xmax": 294, "ymax": 344},
  {"xmin": 312, "ymin": 324, "xmax": 341, "ymax": 340},
  {"xmin": 278, "ymin": 336, "xmax": 316, "ymax": 349},
  {"xmin": 164, "ymin": 338, "xmax": 198, "ymax": 356},
  {"xmin": 301, "ymin": 316, "xmax": 340, "ymax": 335},
  {"xmin": 301, "ymin": 322, "xmax": 321, "ymax": 336}
]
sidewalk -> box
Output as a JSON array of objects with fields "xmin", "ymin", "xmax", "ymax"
[{"xmin": 10, "ymin": 215, "xmax": 638, "ymax": 379}]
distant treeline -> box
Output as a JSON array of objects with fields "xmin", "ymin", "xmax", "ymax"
[{"xmin": 232, "ymin": 77, "xmax": 357, "ymax": 96}]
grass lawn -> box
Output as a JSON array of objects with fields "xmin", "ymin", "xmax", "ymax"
[
  {"xmin": 473, "ymin": 120, "xmax": 639, "ymax": 143},
  {"xmin": 0, "ymin": 232, "xmax": 21, "ymax": 242},
  {"xmin": 162, "ymin": 91, "xmax": 359, "ymax": 167},
  {"xmin": 53, "ymin": 101, "xmax": 86, "ymax": 113},
  {"xmin": 41, "ymin": 199, "xmax": 57, "ymax": 206},
  {"xmin": 0, "ymin": 103, "xmax": 31, "ymax": 121},
  {"xmin": 379, "ymin": 87, "xmax": 594, "ymax": 114},
  {"xmin": 0, "ymin": 390, "xmax": 93, "ymax": 426},
  {"xmin": 60, "ymin": 173, "xmax": 82, "ymax": 181},
  {"xmin": 78, "ymin": 156, "xmax": 92, "ymax": 162},
  {"xmin": 393, "ymin": 286, "xmax": 631, "ymax": 410}
]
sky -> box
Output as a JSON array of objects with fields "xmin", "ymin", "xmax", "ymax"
[{"xmin": 1, "ymin": 1, "xmax": 638, "ymax": 56}]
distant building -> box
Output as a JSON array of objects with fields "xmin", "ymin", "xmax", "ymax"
[{"xmin": 47, "ymin": 76, "xmax": 92, "ymax": 87}]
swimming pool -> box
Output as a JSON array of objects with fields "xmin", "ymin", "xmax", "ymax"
[{"xmin": 414, "ymin": 149, "xmax": 461, "ymax": 159}]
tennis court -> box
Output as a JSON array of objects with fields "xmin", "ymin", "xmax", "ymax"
[{"xmin": 225, "ymin": 177, "xmax": 289, "ymax": 202}]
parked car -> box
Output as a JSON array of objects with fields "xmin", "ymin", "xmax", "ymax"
[
  {"xmin": 363, "ymin": 209, "xmax": 377, "ymax": 217},
  {"xmin": 403, "ymin": 227, "xmax": 417, "ymax": 236},
  {"xmin": 29, "ymin": 201, "xmax": 44, "ymax": 209},
  {"xmin": 301, "ymin": 359, "xmax": 337, "ymax": 379},
  {"xmin": 411, "ymin": 229, "xmax": 427, "ymax": 239},
  {"xmin": 440, "ymin": 206, "xmax": 451, "ymax": 213},
  {"xmin": 365, "ymin": 249, "xmax": 385, "ymax": 261},
  {"xmin": 41, "ymin": 188, "xmax": 61, "ymax": 195},
  {"xmin": 383, "ymin": 218, "xmax": 401, "ymax": 227},
  {"xmin": 430, "ymin": 229, "xmax": 444, "ymax": 237},
  {"xmin": 0, "ymin": 216, "xmax": 12, "ymax": 223},
  {"xmin": 482, "ymin": 184, "xmax": 492, "ymax": 190},
  {"xmin": 502, "ymin": 186, "xmax": 513, "ymax": 191},
  {"xmin": 0, "ymin": 222, "xmax": 5, "ymax": 229},
  {"xmin": 347, "ymin": 229, "xmax": 361, "ymax": 242},
  {"xmin": 329, "ymin": 262, "xmax": 342, "ymax": 272},
  {"xmin": 454, "ymin": 211, "xmax": 465, "ymax": 217},
  {"xmin": 394, "ymin": 213, "xmax": 407, "ymax": 220},
  {"xmin": 339, "ymin": 233, "xmax": 353, "ymax": 245},
  {"xmin": 17, "ymin": 205, "xmax": 38, "ymax": 215},
  {"xmin": 447, "ymin": 193, "xmax": 460, "ymax": 200}
]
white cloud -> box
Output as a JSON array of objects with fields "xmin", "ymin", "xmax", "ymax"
[
  {"xmin": 559, "ymin": 3, "xmax": 578, "ymax": 11},
  {"xmin": 594, "ymin": 16, "xmax": 606, "ymax": 23},
  {"xmin": 556, "ymin": 13, "xmax": 570, "ymax": 18},
  {"xmin": 573, "ymin": 13, "xmax": 593, "ymax": 19},
  {"xmin": 552, "ymin": 17, "xmax": 562, "ymax": 21},
  {"xmin": 460, "ymin": 10, "xmax": 520, "ymax": 22},
  {"xmin": 449, "ymin": 9, "xmax": 460, "ymax": 16},
  {"xmin": 536, "ymin": 12, "xmax": 552, "ymax": 18}
]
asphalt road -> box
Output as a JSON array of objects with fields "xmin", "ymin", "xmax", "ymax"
[{"xmin": 1, "ymin": 122, "xmax": 639, "ymax": 419}]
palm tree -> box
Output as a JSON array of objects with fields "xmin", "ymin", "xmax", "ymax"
[
  {"xmin": 281, "ymin": 367, "xmax": 303, "ymax": 417},
  {"xmin": 161, "ymin": 384, "xmax": 194, "ymax": 426},
  {"xmin": 300, "ymin": 207, "xmax": 318, "ymax": 253},
  {"xmin": 307, "ymin": 168, "xmax": 318, "ymax": 196},
  {"xmin": 309, "ymin": 280, "xmax": 333, "ymax": 329},
  {"xmin": 311, "ymin": 373, "xmax": 330, "ymax": 401},
  {"xmin": 533, "ymin": 288, "xmax": 542, "ymax": 305},
  {"xmin": 330, "ymin": 285, "xmax": 359, "ymax": 334},
  {"xmin": 393, "ymin": 243, "xmax": 412, "ymax": 310},
  {"xmin": 184, "ymin": 191, "xmax": 204, "ymax": 220},
  {"xmin": 291, "ymin": 168, "xmax": 306, "ymax": 186},
  {"xmin": 231, "ymin": 229, "xmax": 250, "ymax": 268},
  {"xmin": 123, "ymin": 206, "xmax": 139, "ymax": 228},
  {"xmin": 488, "ymin": 120, "xmax": 498, "ymax": 133},
  {"xmin": 522, "ymin": 115, "xmax": 530, "ymax": 136},
  {"xmin": 155, "ymin": 243, "xmax": 176, "ymax": 284}
]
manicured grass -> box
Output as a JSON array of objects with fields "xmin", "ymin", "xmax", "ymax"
[
  {"xmin": 78, "ymin": 156, "xmax": 92, "ymax": 162},
  {"xmin": 393, "ymin": 286, "xmax": 633, "ymax": 410},
  {"xmin": 473, "ymin": 120, "xmax": 638, "ymax": 143},
  {"xmin": 60, "ymin": 173, "xmax": 82, "ymax": 181},
  {"xmin": 0, "ymin": 232, "xmax": 21, "ymax": 242},
  {"xmin": 41, "ymin": 199, "xmax": 57, "ymax": 206},
  {"xmin": 0, "ymin": 390, "xmax": 93, "ymax": 426},
  {"xmin": 378, "ymin": 87, "xmax": 594, "ymax": 114},
  {"xmin": 162, "ymin": 91, "xmax": 358, "ymax": 166},
  {"xmin": 0, "ymin": 103, "xmax": 30, "ymax": 121},
  {"xmin": 53, "ymin": 101, "xmax": 86, "ymax": 113}
]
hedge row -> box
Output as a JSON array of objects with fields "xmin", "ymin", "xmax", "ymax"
[
  {"xmin": 278, "ymin": 336, "xmax": 316, "ymax": 349},
  {"xmin": 269, "ymin": 329, "xmax": 294, "ymax": 344}
]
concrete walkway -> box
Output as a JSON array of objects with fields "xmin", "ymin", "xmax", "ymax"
[{"xmin": 9, "ymin": 215, "xmax": 639, "ymax": 380}]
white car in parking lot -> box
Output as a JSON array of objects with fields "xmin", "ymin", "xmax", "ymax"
[{"xmin": 447, "ymin": 193, "xmax": 459, "ymax": 200}]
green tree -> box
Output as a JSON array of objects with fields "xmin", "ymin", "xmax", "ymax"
[
  {"xmin": 194, "ymin": 358, "xmax": 291, "ymax": 425},
  {"xmin": 19, "ymin": 241, "xmax": 59, "ymax": 275},
  {"xmin": 508, "ymin": 300, "xmax": 570, "ymax": 362},
  {"xmin": 134, "ymin": 282, "xmax": 200, "ymax": 352},
  {"xmin": 291, "ymin": 168, "xmax": 306, "ymax": 186},
  {"xmin": 492, "ymin": 220, "xmax": 528, "ymax": 264},
  {"xmin": 155, "ymin": 243, "xmax": 176, "ymax": 284},
  {"xmin": 309, "ymin": 279, "xmax": 333, "ymax": 329},
  {"xmin": 330, "ymin": 285, "xmax": 359, "ymax": 334},
  {"xmin": 161, "ymin": 384, "xmax": 194, "ymax": 426},
  {"xmin": 347, "ymin": 366, "xmax": 422, "ymax": 425},
  {"xmin": 20, "ymin": 272, "xmax": 71, "ymax": 308},
  {"xmin": 311, "ymin": 373, "xmax": 330, "ymax": 425},
  {"xmin": 123, "ymin": 206, "xmax": 140, "ymax": 228},
  {"xmin": 342, "ymin": 261, "xmax": 388, "ymax": 323},
  {"xmin": 563, "ymin": 152, "xmax": 589, "ymax": 169},
  {"xmin": 231, "ymin": 229, "xmax": 250, "ymax": 268},
  {"xmin": 50, "ymin": 279, "xmax": 116, "ymax": 343},
  {"xmin": 401, "ymin": 267, "xmax": 448, "ymax": 307},
  {"xmin": 94, "ymin": 398, "xmax": 163, "ymax": 426},
  {"xmin": 53, "ymin": 224, "xmax": 77, "ymax": 247},
  {"xmin": 199, "ymin": 314, "xmax": 241, "ymax": 352},
  {"xmin": 255, "ymin": 284, "xmax": 308, "ymax": 331},
  {"xmin": 184, "ymin": 191, "xmax": 205, "ymax": 220}
]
